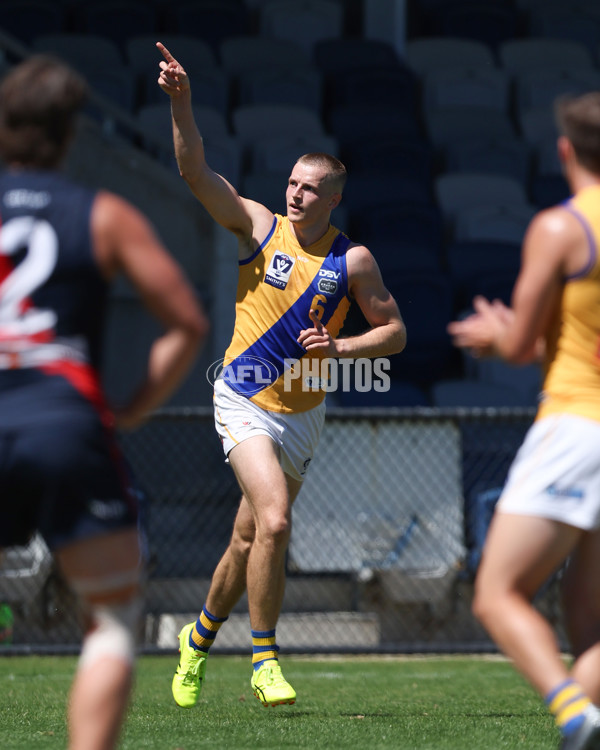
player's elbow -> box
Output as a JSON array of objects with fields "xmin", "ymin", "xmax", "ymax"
[
  {"xmin": 189, "ymin": 309, "xmax": 210, "ymax": 347},
  {"xmin": 178, "ymin": 308, "xmax": 210, "ymax": 355},
  {"xmin": 501, "ymin": 340, "xmax": 539, "ymax": 366},
  {"xmin": 390, "ymin": 320, "xmax": 407, "ymax": 355}
]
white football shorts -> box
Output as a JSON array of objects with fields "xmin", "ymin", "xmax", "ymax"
[
  {"xmin": 213, "ymin": 377, "xmax": 326, "ymax": 482},
  {"xmin": 497, "ymin": 414, "xmax": 600, "ymax": 530}
]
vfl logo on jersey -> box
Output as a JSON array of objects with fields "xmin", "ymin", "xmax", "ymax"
[
  {"xmin": 265, "ymin": 252, "xmax": 295, "ymax": 290},
  {"xmin": 317, "ymin": 268, "xmax": 340, "ymax": 295}
]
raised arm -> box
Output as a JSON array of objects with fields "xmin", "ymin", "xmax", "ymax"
[
  {"xmin": 93, "ymin": 191, "xmax": 209, "ymax": 429},
  {"xmin": 297, "ymin": 244, "xmax": 406, "ymax": 358},
  {"xmin": 156, "ymin": 42, "xmax": 272, "ymax": 250}
]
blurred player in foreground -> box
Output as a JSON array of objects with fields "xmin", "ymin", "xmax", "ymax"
[
  {"xmin": 0, "ymin": 55, "xmax": 208, "ymax": 750},
  {"xmin": 448, "ymin": 92, "xmax": 600, "ymax": 750},
  {"xmin": 156, "ymin": 41, "xmax": 406, "ymax": 709}
]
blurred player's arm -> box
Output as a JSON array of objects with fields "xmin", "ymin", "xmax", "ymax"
[{"xmin": 93, "ymin": 191, "xmax": 209, "ymax": 429}]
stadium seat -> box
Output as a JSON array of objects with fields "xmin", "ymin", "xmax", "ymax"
[
  {"xmin": 517, "ymin": 107, "xmax": 559, "ymax": 147},
  {"xmin": 258, "ymin": 0, "xmax": 344, "ymax": 56},
  {"xmin": 328, "ymin": 65, "xmax": 419, "ymax": 111},
  {"xmin": 327, "ymin": 104, "xmax": 424, "ymax": 149},
  {"xmin": 202, "ymin": 135, "xmax": 244, "ymax": 186},
  {"xmin": 33, "ymin": 34, "xmax": 135, "ymax": 119},
  {"xmin": 137, "ymin": 103, "xmax": 229, "ymax": 165},
  {"xmin": 163, "ymin": 0, "xmax": 251, "ymax": 54},
  {"xmin": 434, "ymin": 173, "xmax": 529, "ymax": 234},
  {"xmin": 220, "ymin": 36, "xmax": 310, "ymax": 76},
  {"xmin": 514, "ymin": 67, "xmax": 600, "ymax": 122},
  {"xmin": 443, "ymin": 135, "xmax": 533, "ymax": 189},
  {"xmin": 534, "ymin": 137, "xmax": 562, "ymax": 177},
  {"xmin": 232, "ymin": 103, "xmax": 325, "ymax": 147},
  {"xmin": 84, "ymin": 66, "xmax": 138, "ymax": 117},
  {"xmin": 424, "ymin": 107, "xmax": 516, "ymax": 150},
  {"xmin": 499, "ymin": 38, "xmax": 594, "ymax": 76},
  {"xmin": 343, "ymin": 138, "xmax": 433, "ymax": 187},
  {"xmin": 453, "ymin": 203, "xmax": 535, "ymax": 245},
  {"xmin": 422, "ymin": 66, "xmax": 510, "ymax": 114},
  {"xmin": 250, "ymin": 133, "xmax": 340, "ymax": 173},
  {"xmin": 527, "ymin": 6, "xmax": 600, "ymax": 57},
  {"xmin": 342, "ymin": 174, "xmax": 433, "ymax": 213},
  {"xmin": 405, "ymin": 37, "xmax": 496, "ymax": 78},
  {"xmin": 32, "ymin": 33, "xmax": 125, "ymax": 68},
  {"xmin": 435, "ymin": 171, "xmax": 529, "ymax": 210},
  {"xmin": 314, "ymin": 38, "xmax": 401, "ymax": 76},
  {"xmin": 236, "ymin": 67, "xmax": 323, "ymax": 112}
]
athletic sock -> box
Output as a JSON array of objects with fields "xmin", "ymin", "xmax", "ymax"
[
  {"xmin": 189, "ymin": 605, "xmax": 228, "ymax": 652},
  {"xmin": 251, "ymin": 628, "xmax": 279, "ymax": 671},
  {"xmin": 546, "ymin": 678, "xmax": 591, "ymax": 736}
]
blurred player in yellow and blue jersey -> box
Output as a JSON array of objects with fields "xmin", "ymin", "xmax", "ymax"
[
  {"xmin": 157, "ymin": 42, "xmax": 406, "ymax": 709},
  {"xmin": 449, "ymin": 92, "xmax": 600, "ymax": 750}
]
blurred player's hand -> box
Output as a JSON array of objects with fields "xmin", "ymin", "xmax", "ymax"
[{"xmin": 447, "ymin": 295, "xmax": 508, "ymax": 358}]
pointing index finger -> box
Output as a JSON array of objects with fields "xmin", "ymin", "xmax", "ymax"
[
  {"xmin": 309, "ymin": 309, "xmax": 323, "ymax": 331},
  {"xmin": 156, "ymin": 41, "xmax": 175, "ymax": 63}
]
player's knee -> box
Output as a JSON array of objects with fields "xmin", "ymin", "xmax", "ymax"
[
  {"xmin": 258, "ymin": 512, "xmax": 291, "ymax": 546},
  {"xmin": 70, "ymin": 568, "xmax": 143, "ymax": 671},
  {"xmin": 78, "ymin": 597, "xmax": 142, "ymax": 671},
  {"xmin": 471, "ymin": 584, "xmax": 495, "ymax": 627}
]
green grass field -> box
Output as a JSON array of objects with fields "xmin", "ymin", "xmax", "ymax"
[{"xmin": 0, "ymin": 653, "xmax": 560, "ymax": 749}]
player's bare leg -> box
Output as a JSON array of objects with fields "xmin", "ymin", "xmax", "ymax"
[{"xmin": 57, "ymin": 528, "xmax": 142, "ymax": 750}]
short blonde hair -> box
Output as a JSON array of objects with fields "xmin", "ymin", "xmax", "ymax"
[{"xmin": 296, "ymin": 152, "xmax": 347, "ymax": 193}]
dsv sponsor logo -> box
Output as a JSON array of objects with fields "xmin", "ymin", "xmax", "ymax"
[
  {"xmin": 206, "ymin": 356, "xmax": 279, "ymax": 395},
  {"xmin": 317, "ymin": 268, "xmax": 340, "ymax": 295}
]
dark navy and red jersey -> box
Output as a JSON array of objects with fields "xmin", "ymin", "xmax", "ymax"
[{"xmin": 0, "ymin": 170, "xmax": 138, "ymax": 549}]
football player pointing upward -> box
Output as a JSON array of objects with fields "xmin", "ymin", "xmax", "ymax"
[{"xmin": 157, "ymin": 41, "xmax": 406, "ymax": 708}]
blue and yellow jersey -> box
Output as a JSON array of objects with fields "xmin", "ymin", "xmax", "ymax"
[
  {"xmin": 538, "ymin": 184, "xmax": 600, "ymax": 423},
  {"xmin": 222, "ymin": 214, "xmax": 351, "ymax": 413}
]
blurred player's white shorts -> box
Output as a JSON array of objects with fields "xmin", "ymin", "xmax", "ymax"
[
  {"xmin": 497, "ymin": 414, "xmax": 600, "ymax": 530},
  {"xmin": 213, "ymin": 377, "xmax": 325, "ymax": 482}
]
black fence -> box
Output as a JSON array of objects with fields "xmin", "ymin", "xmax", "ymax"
[{"xmin": 1, "ymin": 407, "xmax": 566, "ymax": 654}]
